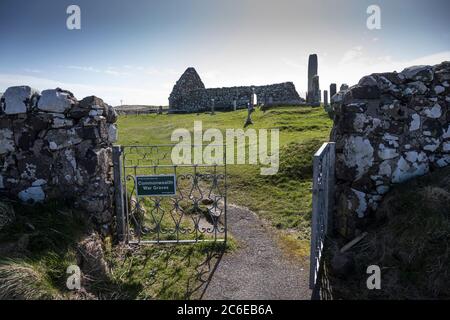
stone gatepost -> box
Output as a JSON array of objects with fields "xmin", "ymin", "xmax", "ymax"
[
  {"xmin": 0, "ymin": 86, "xmax": 118, "ymax": 233},
  {"xmin": 331, "ymin": 62, "xmax": 450, "ymax": 238}
]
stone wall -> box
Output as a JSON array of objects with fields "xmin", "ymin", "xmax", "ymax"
[
  {"xmin": 169, "ymin": 68, "xmax": 305, "ymax": 113},
  {"xmin": 331, "ymin": 62, "xmax": 450, "ymax": 238},
  {"xmin": 0, "ymin": 86, "xmax": 118, "ymax": 230}
]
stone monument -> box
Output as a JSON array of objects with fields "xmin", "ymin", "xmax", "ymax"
[{"xmin": 307, "ymin": 54, "xmax": 320, "ymax": 105}]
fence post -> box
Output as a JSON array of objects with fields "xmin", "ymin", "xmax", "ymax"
[{"xmin": 112, "ymin": 146, "xmax": 125, "ymax": 242}]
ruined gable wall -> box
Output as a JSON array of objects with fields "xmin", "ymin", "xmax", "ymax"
[
  {"xmin": 0, "ymin": 86, "xmax": 118, "ymax": 230},
  {"xmin": 331, "ymin": 62, "xmax": 450, "ymax": 238}
]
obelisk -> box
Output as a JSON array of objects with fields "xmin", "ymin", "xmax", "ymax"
[
  {"xmin": 307, "ymin": 54, "xmax": 320, "ymax": 105},
  {"xmin": 307, "ymin": 54, "xmax": 318, "ymax": 103}
]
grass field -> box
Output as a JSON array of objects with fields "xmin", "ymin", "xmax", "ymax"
[
  {"xmin": 0, "ymin": 105, "xmax": 332, "ymax": 300},
  {"xmin": 117, "ymin": 106, "xmax": 333, "ymax": 255},
  {"xmin": 0, "ymin": 200, "xmax": 235, "ymax": 299}
]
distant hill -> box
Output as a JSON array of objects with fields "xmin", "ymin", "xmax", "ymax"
[{"xmin": 114, "ymin": 105, "xmax": 169, "ymax": 115}]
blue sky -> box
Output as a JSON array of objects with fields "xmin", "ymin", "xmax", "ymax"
[{"xmin": 1, "ymin": 0, "xmax": 449, "ymax": 105}]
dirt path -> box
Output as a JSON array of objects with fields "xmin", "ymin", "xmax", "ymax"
[{"xmin": 202, "ymin": 204, "xmax": 311, "ymax": 300}]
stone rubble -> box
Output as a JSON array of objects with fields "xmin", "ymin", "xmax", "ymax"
[
  {"xmin": 0, "ymin": 87, "xmax": 118, "ymax": 230},
  {"xmin": 331, "ymin": 62, "xmax": 450, "ymax": 238}
]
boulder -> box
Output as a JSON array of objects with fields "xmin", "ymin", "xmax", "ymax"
[
  {"xmin": 400, "ymin": 65, "xmax": 433, "ymax": 82},
  {"xmin": 78, "ymin": 96, "xmax": 117, "ymax": 123},
  {"xmin": 3, "ymin": 86, "xmax": 40, "ymax": 115},
  {"xmin": 38, "ymin": 88, "xmax": 76, "ymax": 113}
]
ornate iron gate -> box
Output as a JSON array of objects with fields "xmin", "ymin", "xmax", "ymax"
[{"xmin": 113, "ymin": 144, "xmax": 227, "ymax": 245}]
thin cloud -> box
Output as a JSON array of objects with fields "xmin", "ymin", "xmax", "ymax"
[
  {"xmin": 66, "ymin": 65, "xmax": 131, "ymax": 76},
  {"xmin": 23, "ymin": 68, "xmax": 43, "ymax": 74},
  {"xmin": 282, "ymin": 58, "xmax": 306, "ymax": 70},
  {"xmin": 0, "ymin": 73, "xmax": 166, "ymax": 106}
]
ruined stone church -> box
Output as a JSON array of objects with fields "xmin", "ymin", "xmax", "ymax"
[{"xmin": 168, "ymin": 68, "xmax": 305, "ymax": 113}]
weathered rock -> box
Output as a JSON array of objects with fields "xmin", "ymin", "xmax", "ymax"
[
  {"xmin": 77, "ymin": 232, "xmax": 109, "ymax": 282},
  {"xmin": 0, "ymin": 128, "xmax": 15, "ymax": 155},
  {"xmin": 38, "ymin": 88, "xmax": 76, "ymax": 113},
  {"xmin": 333, "ymin": 61, "xmax": 450, "ymax": 238},
  {"xmin": 3, "ymin": 86, "xmax": 39, "ymax": 115},
  {"xmin": 331, "ymin": 252, "xmax": 355, "ymax": 278},
  {"xmin": 77, "ymin": 96, "xmax": 116, "ymax": 124},
  {"xmin": 46, "ymin": 128, "xmax": 82, "ymax": 150},
  {"xmin": 68, "ymin": 104, "xmax": 91, "ymax": 119},
  {"xmin": 0, "ymin": 202, "xmax": 15, "ymax": 231},
  {"xmin": 105, "ymin": 105, "xmax": 118, "ymax": 123},
  {"xmin": 18, "ymin": 180, "xmax": 46, "ymax": 204},
  {"xmin": 107, "ymin": 124, "xmax": 118, "ymax": 143},
  {"xmin": 400, "ymin": 65, "xmax": 434, "ymax": 82},
  {"xmin": 0, "ymin": 87, "xmax": 115, "ymax": 229}
]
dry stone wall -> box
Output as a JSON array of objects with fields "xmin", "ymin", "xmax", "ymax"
[
  {"xmin": 169, "ymin": 68, "xmax": 304, "ymax": 113},
  {"xmin": 331, "ymin": 62, "xmax": 450, "ymax": 238},
  {"xmin": 0, "ymin": 86, "xmax": 118, "ymax": 230}
]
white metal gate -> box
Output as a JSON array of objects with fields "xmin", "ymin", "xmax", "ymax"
[{"xmin": 309, "ymin": 142, "xmax": 335, "ymax": 289}]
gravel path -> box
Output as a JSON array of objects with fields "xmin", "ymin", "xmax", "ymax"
[{"xmin": 202, "ymin": 204, "xmax": 311, "ymax": 300}]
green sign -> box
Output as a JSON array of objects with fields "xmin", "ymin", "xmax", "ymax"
[{"xmin": 136, "ymin": 175, "xmax": 176, "ymax": 197}]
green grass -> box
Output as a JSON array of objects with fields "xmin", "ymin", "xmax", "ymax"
[
  {"xmin": 117, "ymin": 106, "xmax": 332, "ymax": 252},
  {"xmin": 0, "ymin": 200, "xmax": 86, "ymax": 299},
  {"xmin": 0, "ymin": 105, "xmax": 332, "ymax": 300},
  {"xmin": 0, "ymin": 200, "xmax": 236, "ymax": 300},
  {"xmin": 105, "ymin": 241, "xmax": 235, "ymax": 300}
]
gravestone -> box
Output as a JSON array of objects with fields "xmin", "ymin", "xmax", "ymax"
[
  {"xmin": 311, "ymin": 75, "xmax": 321, "ymax": 105},
  {"xmin": 324, "ymin": 90, "xmax": 329, "ymax": 106},
  {"xmin": 330, "ymin": 83, "xmax": 337, "ymax": 100},
  {"xmin": 244, "ymin": 102, "xmax": 253, "ymax": 127},
  {"xmin": 211, "ymin": 99, "xmax": 215, "ymax": 115}
]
